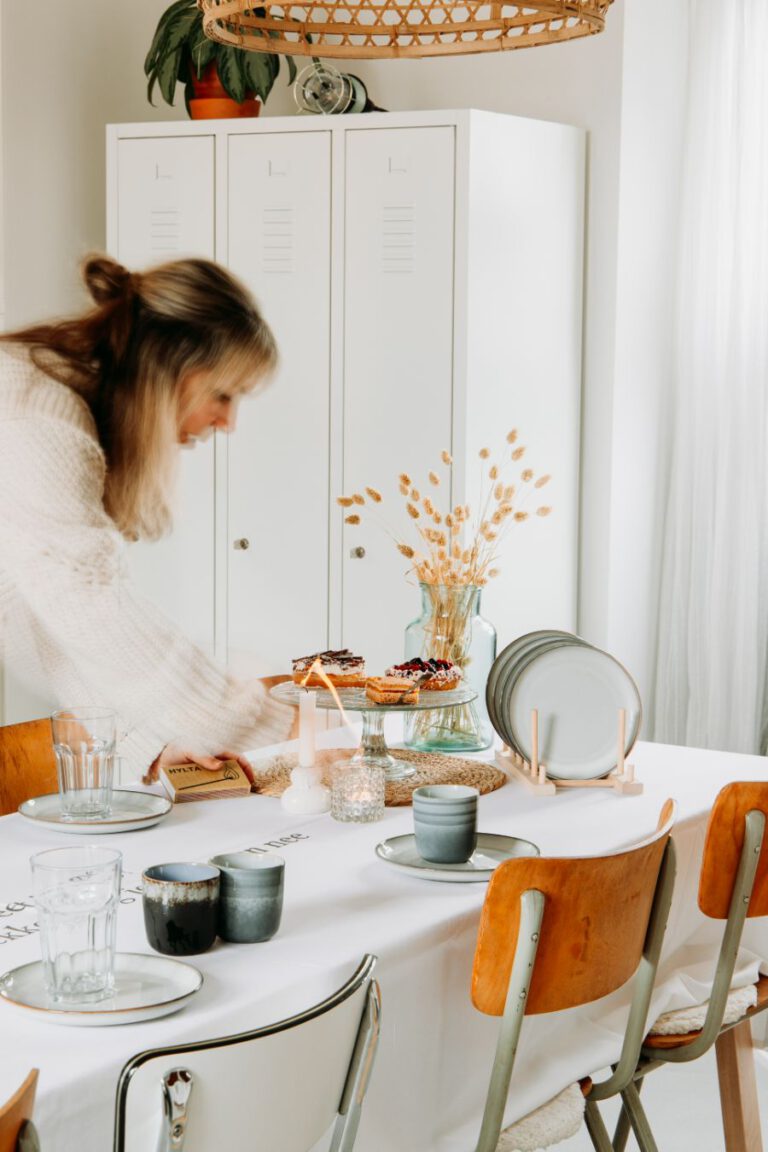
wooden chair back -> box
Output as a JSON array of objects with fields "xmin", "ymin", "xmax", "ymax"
[
  {"xmin": 699, "ymin": 781, "xmax": 768, "ymax": 918},
  {"xmin": 0, "ymin": 720, "xmax": 57, "ymax": 817},
  {"xmin": 0, "ymin": 1070, "xmax": 38, "ymax": 1152},
  {"xmin": 472, "ymin": 800, "xmax": 676, "ymax": 1017}
]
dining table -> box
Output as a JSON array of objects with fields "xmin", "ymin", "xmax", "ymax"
[{"xmin": 0, "ymin": 734, "xmax": 767, "ymax": 1152}]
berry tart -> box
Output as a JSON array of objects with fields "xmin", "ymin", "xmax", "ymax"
[{"xmin": 384, "ymin": 657, "xmax": 461, "ymax": 691}]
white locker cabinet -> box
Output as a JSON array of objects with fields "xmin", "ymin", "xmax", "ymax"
[{"xmin": 107, "ymin": 111, "xmax": 584, "ymax": 677}]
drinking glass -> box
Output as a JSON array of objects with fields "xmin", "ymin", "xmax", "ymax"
[
  {"xmin": 51, "ymin": 707, "xmax": 115, "ymax": 819},
  {"xmin": 31, "ymin": 846, "xmax": 122, "ymax": 1002}
]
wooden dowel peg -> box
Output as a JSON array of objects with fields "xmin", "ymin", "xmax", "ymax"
[
  {"xmin": 531, "ymin": 709, "xmax": 539, "ymax": 778},
  {"xmin": 616, "ymin": 709, "xmax": 626, "ymax": 776}
]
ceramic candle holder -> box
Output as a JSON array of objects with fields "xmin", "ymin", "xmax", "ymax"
[{"xmin": 281, "ymin": 766, "xmax": 331, "ymax": 815}]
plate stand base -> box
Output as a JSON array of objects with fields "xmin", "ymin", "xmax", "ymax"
[{"xmin": 496, "ymin": 707, "xmax": 643, "ymax": 797}]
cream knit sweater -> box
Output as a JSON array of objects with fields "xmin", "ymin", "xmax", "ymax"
[{"xmin": 0, "ymin": 346, "xmax": 291, "ymax": 773}]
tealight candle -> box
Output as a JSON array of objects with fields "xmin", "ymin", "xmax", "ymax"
[
  {"xmin": 330, "ymin": 761, "xmax": 385, "ymax": 823},
  {"xmin": 298, "ymin": 690, "xmax": 317, "ymax": 768}
]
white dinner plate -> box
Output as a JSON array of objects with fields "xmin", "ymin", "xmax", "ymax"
[
  {"xmin": 495, "ymin": 635, "xmax": 589, "ymax": 754},
  {"xmin": 506, "ymin": 645, "xmax": 642, "ymax": 780},
  {"xmin": 375, "ymin": 832, "xmax": 539, "ymax": 882},
  {"xmin": 486, "ymin": 631, "xmax": 589, "ymax": 741},
  {"xmin": 18, "ymin": 791, "xmax": 172, "ymax": 834},
  {"xmin": 0, "ymin": 953, "xmax": 202, "ymax": 1026}
]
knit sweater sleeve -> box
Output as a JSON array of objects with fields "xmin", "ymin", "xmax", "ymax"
[{"xmin": 0, "ymin": 415, "xmax": 292, "ymax": 773}]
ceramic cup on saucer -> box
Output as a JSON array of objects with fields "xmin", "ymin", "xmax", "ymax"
[
  {"xmin": 142, "ymin": 863, "xmax": 220, "ymax": 956},
  {"xmin": 412, "ymin": 785, "xmax": 479, "ymax": 864},
  {"xmin": 209, "ymin": 853, "xmax": 285, "ymax": 943}
]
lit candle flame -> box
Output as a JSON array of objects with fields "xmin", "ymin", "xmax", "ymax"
[{"xmin": 300, "ymin": 659, "xmax": 353, "ymax": 728}]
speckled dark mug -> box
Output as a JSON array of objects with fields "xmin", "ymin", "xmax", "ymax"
[
  {"xmin": 142, "ymin": 863, "xmax": 220, "ymax": 956},
  {"xmin": 209, "ymin": 853, "xmax": 285, "ymax": 944}
]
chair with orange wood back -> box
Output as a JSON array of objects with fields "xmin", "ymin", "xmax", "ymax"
[
  {"xmin": 614, "ymin": 781, "xmax": 768, "ymax": 1152},
  {"xmin": 469, "ymin": 800, "xmax": 677, "ymax": 1152},
  {"xmin": 0, "ymin": 1070, "xmax": 40, "ymax": 1152},
  {"xmin": 0, "ymin": 720, "xmax": 57, "ymax": 817}
]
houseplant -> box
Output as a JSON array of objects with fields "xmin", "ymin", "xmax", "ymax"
[{"xmin": 145, "ymin": 0, "xmax": 297, "ymax": 119}]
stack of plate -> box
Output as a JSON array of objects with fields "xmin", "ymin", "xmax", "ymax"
[{"xmin": 486, "ymin": 630, "xmax": 642, "ymax": 781}]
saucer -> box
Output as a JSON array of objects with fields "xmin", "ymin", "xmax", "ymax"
[
  {"xmin": 0, "ymin": 953, "xmax": 202, "ymax": 1026},
  {"xmin": 18, "ymin": 791, "xmax": 172, "ymax": 834},
  {"xmin": 375, "ymin": 832, "xmax": 539, "ymax": 882}
]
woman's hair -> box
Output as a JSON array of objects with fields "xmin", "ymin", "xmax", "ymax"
[{"xmin": 2, "ymin": 255, "xmax": 277, "ymax": 539}]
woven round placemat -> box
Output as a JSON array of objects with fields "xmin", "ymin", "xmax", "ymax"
[{"xmin": 249, "ymin": 747, "xmax": 506, "ymax": 807}]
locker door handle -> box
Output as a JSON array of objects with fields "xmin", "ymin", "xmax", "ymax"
[
  {"xmin": 233, "ymin": 538, "xmax": 250, "ymax": 550},
  {"xmin": 350, "ymin": 546, "xmax": 366, "ymax": 559}
]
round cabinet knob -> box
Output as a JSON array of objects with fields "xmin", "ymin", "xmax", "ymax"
[
  {"xmin": 350, "ymin": 546, "xmax": 366, "ymax": 559},
  {"xmin": 233, "ymin": 538, "xmax": 250, "ymax": 551}
]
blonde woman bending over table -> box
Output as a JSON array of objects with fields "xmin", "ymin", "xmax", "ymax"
[{"xmin": 0, "ymin": 255, "xmax": 292, "ymax": 781}]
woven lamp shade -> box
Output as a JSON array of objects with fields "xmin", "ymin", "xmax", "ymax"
[{"xmin": 198, "ymin": 0, "xmax": 615, "ymax": 61}]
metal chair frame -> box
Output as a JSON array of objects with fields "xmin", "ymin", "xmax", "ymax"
[
  {"xmin": 472, "ymin": 816, "xmax": 678, "ymax": 1152},
  {"xmin": 113, "ymin": 954, "xmax": 380, "ymax": 1152},
  {"xmin": 614, "ymin": 802, "xmax": 767, "ymax": 1152}
]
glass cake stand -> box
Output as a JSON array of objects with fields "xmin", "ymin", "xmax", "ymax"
[{"xmin": 270, "ymin": 682, "xmax": 478, "ymax": 780}]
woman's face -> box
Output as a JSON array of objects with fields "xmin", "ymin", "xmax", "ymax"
[{"xmin": 178, "ymin": 370, "xmax": 243, "ymax": 445}]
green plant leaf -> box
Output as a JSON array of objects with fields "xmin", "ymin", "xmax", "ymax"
[
  {"xmin": 144, "ymin": 0, "xmax": 196, "ymax": 74},
  {"xmin": 216, "ymin": 45, "xmax": 247, "ymax": 103},
  {"xmin": 189, "ymin": 32, "xmax": 217, "ymax": 78},
  {"xmin": 158, "ymin": 44, "xmax": 184, "ymax": 104},
  {"xmin": 243, "ymin": 52, "xmax": 278, "ymax": 101},
  {"xmin": 162, "ymin": 6, "xmax": 200, "ymax": 56},
  {"xmin": 285, "ymin": 55, "xmax": 298, "ymax": 85}
]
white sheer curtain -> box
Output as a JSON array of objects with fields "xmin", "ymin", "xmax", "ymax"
[{"xmin": 654, "ymin": 0, "xmax": 768, "ymax": 753}]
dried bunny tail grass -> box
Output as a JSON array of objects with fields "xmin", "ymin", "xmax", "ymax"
[
  {"xmin": 399, "ymin": 473, "xmax": 412, "ymax": 488},
  {"xmin": 399, "ymin": 483, "xmax": 409, "ymax": 496},
  {"xmin": 337, "ymin": 496, "xmax": 355, "ymax": 507},
  {"xmin": 521, "ymin": 469, "xmax": 534, "ymax": 483},
  {"xmin": 433, "ymin": 512, "xmax": 443, "ymax": 524},
  {"xmin": 503, "ymin": 485, "xmax": 515, "ymax": 500},
  {"xmin": 428, "ymin": 471, "xmax": 440, "ymax": 486},
  {"xmin": 482, "ymin": 528, "xmax": 498, "ymax": 541},
  {"xmin": 463, "ymin": 504, "xmax": 471, "ymax": 518},
  {"xmin": 487, "ymin": 567, "xmax": 500, "ymax": 578},
  {"xmin": 451, "ymin": 542, "xmax": 462, "ymax": 559},
  {"xmin": 511, "ymin": 446, "xmax": 526, "ymax": 461},
  {"xmin": 410, "ymin": 488, "xmax": 420, "ymax": 502},
  {"xmin": 462, "ymin": 549, "xmax": 471, "ymax": 564},
  {"xmin": 352, "ymin": 493, "xmax": 365, "ymax": 505},
  {"xmin": 441, "ymin": 450, "xmax": 453, "ymax": 466},
  {"xmin": 514, "ymin": 511, "xmax": 530, "ymax": 522},
  {"xmin": 506, "ymin": 429, "xmax": 518, "ymax": 444},
  {"xmin": 537, "ymin": 505, "xmax": 552, "ymax": 517},
  {"xmin": 397, "ymin": 543, "xmax": 415, "ymax": 558},
  {"xmin": 422, "ymin": 496, "xmax": 434, "ymax": 515},
  {"xmin": 345, "ymin": 514, "xmax": 361, "ymax": 525},
  {"xmin": 453, "ymin": 505, "xmax": 465, "ymax": 520},
  {"xmin": 479, "ymin": 447, "xmax": 490, "ymax": 460},
  {"xmin": 493, "ymin": 482, "xmax": 504, "ymax": 501},
  {"xmin": 497, "ymin": 503, "xmax": 514, "ymax": 518},
  {"xmin": 406, "ymin": 503, "xmax": 420, "ymax": 520},
  {"xmin": 489, "ymin": 465, "xmax": 499, "ymax": 480},
  {"xmin": 365, "ymin": 487, "xmax": 382, "ymax": 503},
  {"xmin": 491, "ymin": 510, "xmax": 504, "ymax": 526},
  {"xmin": 445, "ymin": 513, "xmax": 455, "ymax": 529},
  {"xmin": 534, "ymin": 474, "xmax": 551, "ymax": 489}
]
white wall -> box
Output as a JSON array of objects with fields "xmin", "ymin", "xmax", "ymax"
[{"xmin": 355, "ymin": 1, "xmax": 690, "ymax": 721}]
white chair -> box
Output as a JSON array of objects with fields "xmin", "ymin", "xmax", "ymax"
[{"xmin": 113, "ymin": 955, "xmax": 380, "ymax": 1152}]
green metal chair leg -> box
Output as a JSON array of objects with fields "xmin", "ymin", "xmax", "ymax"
[
  {"xmin": 613, "ymin": 1074, "xmax": 643, "ymax": 1152},
  {"xmin": 620, "ymin": 1079, "xmax": 659, "ymax": 1152},
  {"xmin": 584, "ymin": 1099, "xmax": 616, "ymax": 1152}
]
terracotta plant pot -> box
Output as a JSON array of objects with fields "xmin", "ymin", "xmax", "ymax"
[{"xmin": 188, "ymin": 61, "xmax": 262, "ymax": 120}]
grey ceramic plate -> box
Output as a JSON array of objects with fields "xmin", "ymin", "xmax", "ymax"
[
  {"xmin": 496, "ymin": 636, "xmax": 589, "ymax": 754},
  {"xmin": 375, "ymin": 832, "xmax": 539, "ymax": 882},
  {"xmin": 18, "ymin": 791, "xmax": 172, "ymax": 834},
  {"xmin": 507, "ymin": 644, "xmax": 642, "ymax": 780},
  {"xmin": 486, "ymin": 631, "xmax": 589, "ymax": 740},
  {"xmin": 0, "ymin": 953, "xmax": 202, "ymax": 1026}
]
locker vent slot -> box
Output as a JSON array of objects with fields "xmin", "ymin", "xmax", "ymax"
[
  {"xmin": 149, "ymin": 208, "xmax": 181, "ymax": 254},
  {"xmin": 262, "ymin": 206, "xmax": 294, "ymax": 275},
  {"xmin": 382, "ymin": 204, "xmax": 415, "ymax": 275}
]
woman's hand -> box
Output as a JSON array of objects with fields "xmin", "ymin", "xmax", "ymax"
[{"xmin": 143, "ymin": 744, "xmax": 253, "ymax": 784}]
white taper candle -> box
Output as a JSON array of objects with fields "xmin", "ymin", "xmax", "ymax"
[{"xmin": 298, "ymin": 690, "xmax": 317, "ymax": 768}]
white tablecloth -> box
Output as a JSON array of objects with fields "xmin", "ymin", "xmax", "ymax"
[{"xmin": 0, "ymin": 739, "xmax": 767, "ymax": 1152}]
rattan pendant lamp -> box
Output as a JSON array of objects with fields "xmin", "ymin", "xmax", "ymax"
[{"xmin": 197, "ymin": 0, "xmax": 615, "ymax": 61}]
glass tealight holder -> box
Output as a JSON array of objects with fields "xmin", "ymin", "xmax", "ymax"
[{"xmin": 330, "ymin": 760, "xmax": 385, "ymax": 823}]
